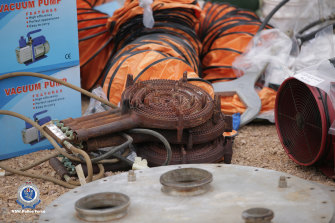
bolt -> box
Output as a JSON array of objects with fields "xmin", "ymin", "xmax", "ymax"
[
  {"xmin": 128, "ymin": 170, "xmax": 136, "ymax": 182},
  {"xmin": 242, "ymin": 207, "xmax": 274, "ymax": 223},
  {"xmin": 278, "ymin": 176, "xmax": 288, "ymax": 188}
]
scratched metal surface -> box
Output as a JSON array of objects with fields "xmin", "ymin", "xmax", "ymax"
[{"xmin": 39, "ymin": 164, "xmax": 334, "ymax": 223}]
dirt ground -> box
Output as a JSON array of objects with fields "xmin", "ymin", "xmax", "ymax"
[{"xmin": 0, "ymin": 122, "xmax": 334, "ymax": 222}]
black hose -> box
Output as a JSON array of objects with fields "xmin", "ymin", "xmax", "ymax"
[
  {"xmin": 297, "ymin": 13, "xmax": 335, "ymax": 35},
  {"xmin": 296, "ymin": 21, "xmax": 335, "ymax": 44},
  {"xmin": 258, "ymin": 0, "xmax": 290, "ymax": 33},
  {"xmin": 128, "ymin": 128, "xmax": 172, "ymax": 165},
  {"xmin": 90, "ymin": 133, "xmax": 133, "ymax": 163}
]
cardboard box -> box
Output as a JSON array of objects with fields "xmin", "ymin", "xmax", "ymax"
[{"xmin": 0, "ymin": 0, "xmax": 81, "ymax": 159}]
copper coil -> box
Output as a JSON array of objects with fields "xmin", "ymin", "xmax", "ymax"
[
  {"xmin": 136, "ymin": 136, "xmax": 232, "ymax": 166},
  {"xmin": 121, "ymin": 76, "xmax": 214, "ymax": 130}
]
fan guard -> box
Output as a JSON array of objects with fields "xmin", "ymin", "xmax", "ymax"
[{"xmin": 275, "ymin": 77, "xmax": 335, "ymax": 168}]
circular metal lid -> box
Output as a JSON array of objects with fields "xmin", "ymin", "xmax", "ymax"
[
  {"xmin": 160, "ymin": 167, "xmax": 213, "ymax": 196},
  {"xmin": 74, "ymin": 192, "xmax": 130, "ymax": 222},
  {"xmin": 39, "ymin": 164, "xmax": 334, "ymax": 223}
]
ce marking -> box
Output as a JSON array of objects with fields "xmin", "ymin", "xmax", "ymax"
[{"xmin": 65, "ymin": 53, "xmax": 71, "ymax": 59}]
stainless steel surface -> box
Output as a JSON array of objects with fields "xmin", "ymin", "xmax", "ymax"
[
  {"xmin": 39, "ymin": 164, "xmax": 334, "ymax": 223},
  {"xmin": 74, "ymin": 192, "xmax": 130, "ymax": 222},
  {"xmin": 160, "ymin": 167, "xmax": 213, "ymax": 196}
]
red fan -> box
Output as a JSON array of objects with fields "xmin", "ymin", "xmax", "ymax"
[{"xmin": 275, "ymin": 77, "xmax": 335, "ymax": 178}]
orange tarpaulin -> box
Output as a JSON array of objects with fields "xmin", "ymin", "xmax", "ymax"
[{"xmin": 77, "ymin": 0, "xmax": 114, "ymax": 90}]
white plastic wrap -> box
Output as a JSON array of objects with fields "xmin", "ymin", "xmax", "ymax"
[
  {"xmin": 139, "ymin": 0, "xmax": 154, "ymax": 29},
  {"xmin": 293, "ymin": 25, "xmax": 335, "ymax": 71},
  {"xmin": 293, "ymin": 59, "xmax": 335, "ymax": 105},
  {"xmin": 261, "ymin": 0, "xmax": 334, "ymax": 36},
  {"xmin": 233, "ymin": 29, "xmax": 293, "ymax": 87},
  {"xmin": 83, "ymin": 86, "xmax": 111, "ymax": 116}
]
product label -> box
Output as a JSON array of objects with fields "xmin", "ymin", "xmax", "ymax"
[
  {"xmin": 0, "ymin": 0, "xmax": 79, "ymax": 74},
  {"xmin": 294, "ymin": 72, "xmax": 324, "ymax": 87}
]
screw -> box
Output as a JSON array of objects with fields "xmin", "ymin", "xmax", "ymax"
[
  {"xmin": 128, "ymin": 170, "xmax": 136, "ymax": 182},
  {"xmin": 278, "ymin": 176, "xmax": 288, "ymax": 188}
]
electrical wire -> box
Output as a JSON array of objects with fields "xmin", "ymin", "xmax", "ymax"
[
  {"xmin": 0, "ymin": 110, "xmax": 81, "ymax": 162},
  {"xmin": 0, "ymin": 72, "xmax": 134, "ymax": 188},
  {"xmin": 127, "ymin": 128, "xmax": 172, "ymax": 165},
  {"xmin": 109, "ymin": 153, "xmax": 134, "ymax": 166},
  {"xmin": 63, "ymin": 141, "xmax": 93, "ymax": 183},
  {"xmin": 5, "ymin": 151, "xmax": 60, "ymax": 176},
  {"xmin": 97, "ymin": 149, "xmax": 131, "ymax": 164},
  {"xmin": 0, "ymin": 110, "xmax": 107, "ymax": 186},
  {"xmin": 0, "ymin": 162, "xmax": 77, "ymax": 189},
  {"xmin": 90, "ymin": 133, "xmax": 133, "ymax": 163}
]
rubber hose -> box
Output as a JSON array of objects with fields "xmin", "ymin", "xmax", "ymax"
[
  {"xmin": 0, "ymin": 162, "xmax": 77, "ymax": 189},
  {"xmin": 97, "ymin": 149, "xmax": 131, "ymax": 164},
  {"xmin": 90, "ymin": 133, "xmax": 133, "ymax": 163},
  {"xmin": 296, "ymin": 21, "xmax": 335, "ymax": 43},
  {"xmin": 5, "ymin": 151, "xmax": 60, "ymax": 176},
  {"xmin": 64, "ymin": 141, "xmax": 93, "ymax": 183},
  {"xmin": 297, "ymin": 13, "xmax": 335, "ymax": 35},
  {"xmin": 128, "ymin": 128, "xmax": 172, "ymax": 165},
  {"xmin": 257, "ymin": 0, "xmax": 290, "ymax": 33}
]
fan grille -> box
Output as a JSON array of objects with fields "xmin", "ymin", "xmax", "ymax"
[{"xmin": 276, "ymin": 78, "xmax": 325, "ymax": 165}]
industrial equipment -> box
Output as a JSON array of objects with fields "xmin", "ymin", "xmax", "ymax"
[
  {"xmin": 275, "ymin": 59, "xmax": 335, "ymax": 178},
  {"xmin": 44, "ymin": 75, "xmax": 233, "ymax": 166},
  {"xmin": 15, "ymin": 29, "xmax": 50, "ymax": 65},
  {"xmin": 39, "ymin": 164, "xmax": 335, "ymax": 223},
  {"xmin": 22, "ymin": 110, "xmax": 51, "ymax": 145}
]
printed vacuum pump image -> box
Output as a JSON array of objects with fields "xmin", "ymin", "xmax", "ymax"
[
  {"xmin": 22, "ymin": 110, "xmax": 51, "ymax": 145},
  {"xmin": 15, "ymin": 29, "xmax": 50, "ymax": 65}
]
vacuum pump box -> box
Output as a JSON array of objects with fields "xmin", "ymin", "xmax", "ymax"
[{"xmin": 0, "ymin": 0, "xmax": 81, "ymax": 159}]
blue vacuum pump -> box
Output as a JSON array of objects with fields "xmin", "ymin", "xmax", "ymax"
[{"xmin": 15, "ymin": 29, "xmax": 50, "ymax": 65}]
